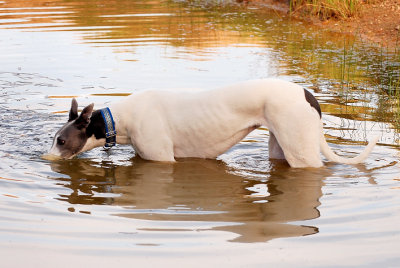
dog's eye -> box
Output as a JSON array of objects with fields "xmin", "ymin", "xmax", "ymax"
[{"xmin": 57, "ymin": 138, "xmax": 65, "ymax": 146}]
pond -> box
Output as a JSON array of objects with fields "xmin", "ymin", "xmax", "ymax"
[{"xmin": 0, "ymin": 0, "xmax": 399, "ymax": 266}]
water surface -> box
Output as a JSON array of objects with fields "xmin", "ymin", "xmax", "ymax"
[{"xmin": 0, "ymin": 0, "xmax": 399, "ymax": 267}]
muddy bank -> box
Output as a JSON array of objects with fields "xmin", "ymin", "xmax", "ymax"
[{"xmin": 245, "ymin": 0, "xmax": 400, "ymax": 48}]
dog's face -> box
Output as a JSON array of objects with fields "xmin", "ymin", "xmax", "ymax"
[{"xmin": 47, "ymin": 99, "xmax": 94, "ymax": 159}]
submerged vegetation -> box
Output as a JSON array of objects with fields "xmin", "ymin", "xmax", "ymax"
[{"xmin": 337, "ymin": 40, "xmax": 400, "ymax": 130}]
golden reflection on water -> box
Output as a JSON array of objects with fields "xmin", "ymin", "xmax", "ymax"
[
  {"xmin": 0, "ymin": 0, "xmax": 261, "ymax": 48},
  {"xmin": 49, "ymin": 157, "xmax": 329, "ymax": 242},
  {"xmin": 1, "ymin": 0, "xmax": 398, "ymax": 126}
]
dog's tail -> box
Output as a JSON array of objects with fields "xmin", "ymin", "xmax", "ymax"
[{"xmin": 320, "ymin": 127, "xmax": 379, "ymax": 165}]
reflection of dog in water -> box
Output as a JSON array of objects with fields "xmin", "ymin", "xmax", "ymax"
[
  {"xmin": 50, "ymin": 158, "xmax": 330, "ymax": 242},
  {"xmin": 47, "ymin": 79, "xmax": 378, "ymax": 167}
]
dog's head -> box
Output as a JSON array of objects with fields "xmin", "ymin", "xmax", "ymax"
[{"xmin": 47, "ymin": 99, "xmax": 95, "ymax": 159}]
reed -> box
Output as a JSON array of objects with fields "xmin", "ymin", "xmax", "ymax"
[
  {"xmin": 289, "ymin": 0, "xmax": 363, "ymax": 20},
  {"xmin": 333, "ymin": 37, "xmax": 400, "ymax": 129}
]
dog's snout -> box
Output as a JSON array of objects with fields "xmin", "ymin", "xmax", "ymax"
[{"xmin": 41, "ymin": 153, "xmax": 62, "ymax": 161}]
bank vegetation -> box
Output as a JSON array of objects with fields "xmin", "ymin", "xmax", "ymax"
[{"xmin": 288, "ymin": 0, "xmax": 363, "ymax": 19}]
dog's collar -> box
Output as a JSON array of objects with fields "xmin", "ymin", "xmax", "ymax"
[{"xmin": 100, "ymin": 107, "xmax": 116, "ymax": 149}]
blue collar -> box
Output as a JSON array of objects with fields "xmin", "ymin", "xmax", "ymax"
[{"xmin": 100, "ymin": 107, "xmax": 117, "ymax": 149}]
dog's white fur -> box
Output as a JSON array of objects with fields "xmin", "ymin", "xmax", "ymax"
[{"xmin": 77, "ymin": 78, "xmax": 377, "ymax": 168}]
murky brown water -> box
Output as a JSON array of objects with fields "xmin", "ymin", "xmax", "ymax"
[{"xmin": 0, "ymin": 0, "xmax": 399, "ymax": 267}]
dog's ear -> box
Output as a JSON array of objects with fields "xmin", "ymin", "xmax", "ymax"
[
  {"xmin": 68, "ymin": 98, "xmax": 79, "ymax": 122},
  {"xmin": 75, "ymin": 103, "xmax": 94, "ymax": 129}
]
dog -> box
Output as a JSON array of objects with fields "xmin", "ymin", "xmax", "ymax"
[{"xmin": 47, "ymin": 79, "xmax": 378, "ymax": 168}]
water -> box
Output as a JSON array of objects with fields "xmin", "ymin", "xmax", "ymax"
[{"xmin": 0, "ymin": 0, "xmax": 399, "ymax": 267}]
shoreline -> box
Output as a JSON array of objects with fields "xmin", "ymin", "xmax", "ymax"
[{"xmin": 244, "ymin": 0, "xmax": 400, "ymax": 49}]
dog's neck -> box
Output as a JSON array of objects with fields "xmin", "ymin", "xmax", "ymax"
[{"xmin": 85, "ymin": 108, "xmax": 130, "ymax": 150}]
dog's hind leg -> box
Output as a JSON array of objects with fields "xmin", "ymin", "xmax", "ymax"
[
  {"xmin": 269, "ymin": 132, "xmax": 285, "ymax": 160},
  {"xmin": 281, "ymin": 137, "xmax": 323, "ymax": 168},
  {"xmin": 269, "ymin": 104, "xmax": 323, "ymax": 168},
  {"xmin": 279, "ymin": 125, "xmax": 323, "ymax": 168}
]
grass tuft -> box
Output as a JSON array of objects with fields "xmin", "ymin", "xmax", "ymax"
[{"xmin": 289, "ymin": 0, "xmax": 363, "ymax": 20}]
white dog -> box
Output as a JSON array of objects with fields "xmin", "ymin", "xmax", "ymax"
[{"xmin": 48, "ymin": 79, "xmax": 378, "ymax": 168}]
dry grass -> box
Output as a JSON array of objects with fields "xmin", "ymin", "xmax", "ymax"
[{"xmin": 289, "ymin": 0, "xmax": 363, "ymax": 20}]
